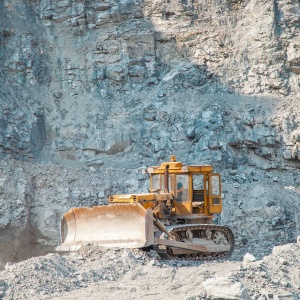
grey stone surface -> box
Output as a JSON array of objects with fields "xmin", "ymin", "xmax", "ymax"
[
  {"xmin": 0, "ymin": 242, "xmax": 300, "ymax": 299},
  {"xmin": 202, "ymin": 276, "xmax": 250, "ymax": 300},
  {"xmin": 0, "ymin": 2, "xmax": 300, "ymax": 297}
]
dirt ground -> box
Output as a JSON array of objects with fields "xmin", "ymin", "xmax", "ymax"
[{"xmin": 1, "ymin": 242, "xmax": 299, "ymax": 300}]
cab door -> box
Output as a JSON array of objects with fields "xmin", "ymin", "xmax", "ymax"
[{"xmin": 208, "ymin": 174, "xmax": 222, "ymax": 214}]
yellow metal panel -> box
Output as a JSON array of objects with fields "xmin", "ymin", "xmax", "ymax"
[
  {"xmin": 149, "ymin": 165, "xmax": 213, "ymax": 175},
  {"xmin": 160, "ymin": 162, "xmax": 183, "ymax": 169},
  {"xmin": 109, "ymin": 193, "xmax": 156, "ymax": 203},
  {"xmin": 187, "ymin": 166, "xmax": 213, "ymax": 173},
  {"xmin": 209, "ymin": 197, "xmax": 222, "ymax": 214},
  {"xmin": 154, "ymin": 193, "xmax": 173, "ymax": 201}
]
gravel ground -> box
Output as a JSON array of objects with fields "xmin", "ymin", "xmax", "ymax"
[{"xmin": 1, "ymin": 240, "xmax": 300, "ymax": 300}]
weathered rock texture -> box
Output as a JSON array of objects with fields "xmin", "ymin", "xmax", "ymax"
[
  {"xmin": 1, "ymin": 0, "xmax": 300, "ymax": 270},
  {"xmin": 1, "ymin": 241, "xmax": 300, "ymax": 299}
]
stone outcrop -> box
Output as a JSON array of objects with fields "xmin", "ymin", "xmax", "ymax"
[
  {"xmin": 1, "ymin": 0, "xmax": 300, "ymax": 270},
  {"xmin": 1, "ymin": 0, "xmax": 300, "ymax": 166},
  {"xmin": 3, "ymin": 0, "xmax": 300, "ymax": 95}
]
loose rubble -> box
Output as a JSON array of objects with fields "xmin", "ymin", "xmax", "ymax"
[{"xmin": 0, "ymin": 240, "xmax": 300, "ymax": 300}]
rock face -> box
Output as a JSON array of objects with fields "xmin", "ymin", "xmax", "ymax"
[{"xmin": 1, "ymin": 0, "xmax": 300, "ymax": 269}]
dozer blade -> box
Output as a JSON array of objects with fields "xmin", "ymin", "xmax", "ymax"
[{"xmin": 57, "ymin": 203, "xmax": 154, "ymax": 252}]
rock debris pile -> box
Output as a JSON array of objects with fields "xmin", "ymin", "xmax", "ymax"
[
  {"xmin": 0, "ymin": 247, "xmax": 154, "ymax": 300},
  {"xmin": 0, "ymin": 240, "xmax": 300, "ymax": 300}
]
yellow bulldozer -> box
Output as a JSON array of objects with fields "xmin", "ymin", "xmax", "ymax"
[{"xmin": 58, "ymin": 156, "xmax": 234, "ymax": 260}]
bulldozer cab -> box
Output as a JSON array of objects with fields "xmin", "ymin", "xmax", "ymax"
[{"xmin": 149, "ymin": 157, "xmax": 222, "ymax": 217}]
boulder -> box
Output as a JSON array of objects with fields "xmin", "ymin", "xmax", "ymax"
[{"xmin": 202, "ymin": 276, "xmax": 250, "ymax": 300}]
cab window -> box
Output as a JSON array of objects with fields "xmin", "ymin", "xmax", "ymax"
[
  {"xmin": 193, "ymin": 174, "xmax": 204, "ymax": 190},
  {"xmin": 176, "ymin": 175, "xmax": 189, "ymax": 202},
  {"xmin": 192, "ymin": 174, "xmax": 204, "ymax": 202},
  {"xmin": 151, "ymin": 175, "xmax": 161, "ymax": 192},
  {"xmin": 151, "ymin": 174, "xmax": 172, "ymax": 192},
  {"xmin": 211, "ymin": 175, "xmax": 220, "ymax": 196}
]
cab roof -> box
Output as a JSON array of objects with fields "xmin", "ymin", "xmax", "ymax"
[{"xmin": 147, "ymin": 156, "xmax": 213, "ymax": 174}]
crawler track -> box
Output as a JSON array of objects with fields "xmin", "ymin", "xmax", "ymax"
[{"xmin": 154, "ymin": 224, "xmax": 234, "ymax": 260}]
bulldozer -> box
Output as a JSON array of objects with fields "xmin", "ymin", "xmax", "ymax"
[{"xmin": 58, "ymin": 156, "xmax": 234, "ymax": 260}]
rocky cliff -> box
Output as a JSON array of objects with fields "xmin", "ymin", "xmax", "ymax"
[{"xmin": 1, "ymin": 0, "xmax": 300, "ymax": 268}]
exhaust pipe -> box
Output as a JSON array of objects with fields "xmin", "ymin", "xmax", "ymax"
[{"xmin": 164, "ymin": 165, "xmax": 169, "ymax": 193}]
